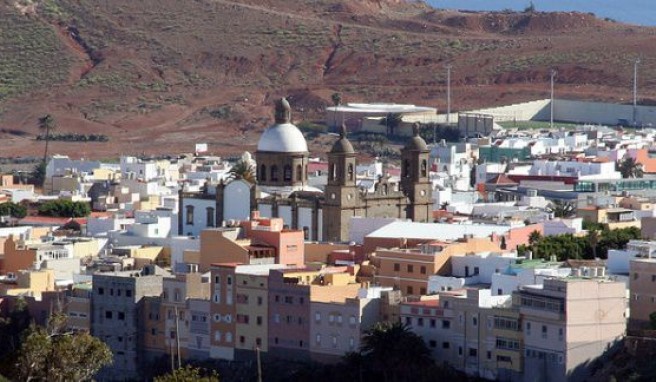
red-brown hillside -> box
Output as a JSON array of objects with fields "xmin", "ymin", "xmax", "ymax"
[{"xmin": 1, "ymin": 0, "xmax": 655, "ymax": 159}]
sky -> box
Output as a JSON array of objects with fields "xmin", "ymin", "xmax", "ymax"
[{"xmin": 427, "ymin": 0, "xmax": 656, "ymax": 26}]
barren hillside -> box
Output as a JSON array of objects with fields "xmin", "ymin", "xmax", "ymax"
[{"xmin": 1, "ymin": 0, "xmax": 655, "ymax": 158}]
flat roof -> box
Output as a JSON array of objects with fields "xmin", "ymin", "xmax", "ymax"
[
  {"xmin": 326, "ymin": 103, "xmax": 436, "ymax": 114},
  {"xmin": 366, "ymin": 221, "xmax": 511, "ymax": 241}
]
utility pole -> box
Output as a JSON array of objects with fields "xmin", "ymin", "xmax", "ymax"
[
  {"xmin": 550, "ymin": 69, "xmax": 557, "ymax": 130},
  {"xmin": 633, "ymin": 58, "xmax": 641, "ymax": 127},
  {"xmin": 446, "ymin": 64, "xmax": 452, "ymax": 124}
]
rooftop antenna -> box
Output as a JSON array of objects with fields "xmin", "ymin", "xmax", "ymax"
[{"xmin": 550, "ymin": 69, "xmax": 557, "ymax": 130}]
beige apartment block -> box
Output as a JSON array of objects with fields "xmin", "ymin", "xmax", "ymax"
[
  {"xmin": 629, "ymin": 258, "xmax": 656, "ymax": 330},
  {"xmin": 519, "ymin": 278, "xmax": 625, "ymax": 382}
]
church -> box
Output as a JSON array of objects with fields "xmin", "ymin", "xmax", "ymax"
[{"xmin": 178, "ymin": 98, "xmax": 433, "ymax": 242}]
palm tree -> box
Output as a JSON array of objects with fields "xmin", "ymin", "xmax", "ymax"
[
  {"xmin": 228, "ymin": 159, "xmax": 255, "ymax": 183},
  {"xmin": 331, "ymin": 92, "xmax": 342, "ymax": 128},
  {"xmin": 38, "ymin": 114, "xmax": 57, "ymax": 163},
  {"xmin": 587, "ymin": 229, "xmax": 599, "ymax": 259},
  {"xmin": 618, "ymin": 156, "xmax": 644, "ymax": 178},
  {"xmin": 361, "ymin": 322, "xmax": 433, "ymax": 382},
  {"xmin": 546, "ymin": 199, "xmax": 575, "ymax": 218},
  {"xmin": 528, "ymin": 230, "xmax": 542, "ymax": 246},
  {"xmin": 379, "ymin": 113, "xmax": 403, "ymax": 136}
]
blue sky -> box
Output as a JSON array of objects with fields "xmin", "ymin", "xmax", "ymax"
[{"xmin": 427, "ymin": 0, "xmax": 656, "ymax": 26}]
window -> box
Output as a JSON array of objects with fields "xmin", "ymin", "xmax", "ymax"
[
  {"xmin": 430, "ymin": 319, "xmax": 436, "ymax": 328},
  {"xmin": 206, "ymin": 207, "xmax": 215, "ymax": 227},
  {"xmin": 260, "ymin": 165, "xmax": 266, "ymax": 181},
  {"xmin": 329, "ymin": 314, "xmax": 335, "ymax": 323},
  {"xmin": 634, "ymin": 272, "xmax": 639, "ymax": 280},
  {"xmin": 429, "ymin": 340, "xmax": 437, "ymax": 348},
  {"xmin": 225, "ymin": 332, "xmax": 232, "ymax": 343},
  {"xmin": 332, "ymin": 336, "xmax": 337, "ymax": 347},
  {"xmin": 542, "ymin": 325, "xmax": 548, "ymax": 339},
  {"xmin": 151, "ymin": 328, "xmax": 157, "ymax": 336},
  {"xmin": 417, "ymin": 318, "xmax": 424, "ymax": 327},
  {"xmin": 407, "ymin": 286, "xmax": 414, "ymax": 295},
  {"xmin": 316, "ymin": 334, "xmax": 321, "ymax": 344},
  {"xmin": 227, "ymin": 276, "xmax": 232, "ymax": 285},
  {"xmin": 239, "ymin": 336, "xmax": 245, "ymax": 344},
  {"xmin": 256, "ymin": 338, "xmax": 262, "ymax": 346},
  {"xmin": 349, "ymin": 316, "xmax": 356, "ymax": 325},
  {"xmin": 652, "ymin": 274, "xmax": 656, "ymax": 282},
  {"xmin": 315, "ymin": 313, "xmax": 321, "ymax": 322},
  {"xmin": 458, "ymin": 347, "xmax": 463, "ymax": 356},
  {"xmin": 469, "ymin": 348, "xmax": 478, "ymax": 357},
  {"xmin": 257, "ymin": 316, "xmax": 263, "ymax": 326},
  {"xmin": 405, "ymin": 317, "xmax": 412, "ymax": 325},
  {"xmin": 274, "ymin": 314, "xmax": 280, "ymax": 323},
  {"xmin": 420, "ymin": 287, "xmax": 426, "ymax": 295},
  {"xmin": 474, "ymin": 267, "xmax": 480, "ymax": 275},
  {"xmin": 337, "ymin": 315, "xmax": 342, "ymax": 324},
  {"xmin": 421, "ymin": 159, "xmax": 427, "ymax": 177},
  {"xmin": 299, "ymin": 297, "xmax": 304, "ymax": 305},
  {"xmin": 442, "ymin": 320, "xmax": 450, "ymax": 329},
  {"xmin": 271, "ymin": 165, "xmax": 279, "ymax": 181},
  {"xmin": 98, "ymin": 287, "xmax": 104, "ymax": 295},
  {"xmin": 215, "ymin": 275, "xmax": 221, "ymax": 284},
  {"xmin": 257, "ymin": 296, "xmax": 263, "ymax": 305},
  {"xmin": 186, "ymin": 206, "xmax": 194, "ymax": 225},
  {"xmin": 472, "ymin": 317, "xmax": 478, "ymax": 326},
  {"xmin": 394, "ymin": 263, "xmax": 400, "ymax": 272},
  {"xmin": 558, "ymin": 328, "xmax": 564, "ymax": 341},
  {"xmin": 296, "ymin": 165, "xmax": 303, "ymax": 181},
  {"xmin": 487, "ymin": 351, "xmax": 492, "ymax": 360},
  {"xmin": 283, "ymin": 165, "xmax": 292, "ymax": 181},
  {"xmin": 349, "ymin": 337, "xmax": 355, "ymax": 349},
  {"xmin": 407, "ymin": 264, "xmax": 414, "ymax": 273},
  {"xmin": 526, "ymin": 322, "xmax": 531, "ymax": 335},
  {"xmin": 126, "ymin": 289, "xmax": 132, "ymax": 298},
  {"xmin": 420, "ymin": 266, "xmax": 426, "ymax": 274},
  {"xmin": 118, "ymin": 312, "xmax": 125, "ymax": 321},
  {"xmin": 284, "ymin": 296, "xmax": 293, "ymax": 304},
  {"xmin": 442, "ymin": 342, "xmax": 450, "ymax": 349},
  {"xmin": 348, "ymin": 163, "xmax": 354, "ymax": 181},
  {"xmin": 105, "ymin": 311, "xmax": 113, "ymax": 319}
]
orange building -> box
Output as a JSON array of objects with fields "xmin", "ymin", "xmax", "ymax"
[{"xmin": 373, "ymin": 237, "xmax": 501, "ymax": 296}]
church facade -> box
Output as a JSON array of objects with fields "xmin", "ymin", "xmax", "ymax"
[{"xmin": 179, "ymin": 98, "xmax": 433, "ymax": 242}]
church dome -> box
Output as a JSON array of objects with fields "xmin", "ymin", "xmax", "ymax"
[
  {"xmin": 330, "ymin": 124, "xmax": 354, "ymax": 154},
  {"xmin": 256, "ymin": 98, "xmax": 309, "ymax": 153},
  {"xmin": 404, "ymin": 123, "xmax": 428, "ymax": 151}
]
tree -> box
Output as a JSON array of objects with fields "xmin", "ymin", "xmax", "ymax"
[
  {"xmin": 546, "ymin": 200, "xmax": 575, "ymax": 218},
  {"xmin": 618, "ymin": 156, "xmax": 644, "ymax": 178},
  {"xmin": 155, "ymin": 365, "xmax": 219, "ymax": 382},
  {"xmin": 0, "ymin": 297, "xmax": 31, "ymax": 375},
  {"xmin": 0, "ymin": 202, "xmax": 27, "ymax": 218},
  {"xmin": 330, "ymin": 92, "xmax": 342, "ymax": 128},
  {"xmin": 32, "ymin": 160, "xmax": 47, "ymax": 187},
  {"xmin": 587, "ymin": 229, "xmax": 600, "ymax": 259},
  {"xmin": 360, "ymin": 322, "xmax": 433, "ymax": 382},
  {"xmin": 379, "ymin": 113, "xmax": 403, "ymax": 136},
  {"xmin": 228, "ymin": 159, "xmax": 256, "ymax": 184},
  {"xmin": 15, "ymin": 313, "xmax": 112, "ymax": 382},
  {"xmin": 523, "ymin": 1, "xmax": 536, "ymax": 13},
  {"xmin": 38, "ymin": 200, "xmax": 90, "ymax": 217},
  {"xmin": 38, "ymin": 114, "xmax": 57, "ymax": 163},
  {"xmin": 528, "ymin": 230, "xmax": 542, "ymax": 246}
]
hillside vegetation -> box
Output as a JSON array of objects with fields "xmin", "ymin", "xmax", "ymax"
[{"xmin": 1, "ymin": 0, "xmax": 655, "ymax": 158}]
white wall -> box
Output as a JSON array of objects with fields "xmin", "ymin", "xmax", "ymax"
[{"xmin": 223, "ymin": 180, "xmax": 251, "ymax": 223}]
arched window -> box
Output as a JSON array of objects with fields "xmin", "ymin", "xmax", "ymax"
[
  {"xmin": 421, "ymin": 160, "xmax": 427, "ymax": 177},
  {"xmin": 185, "ymin": 205, "xmax": 194, "ymax": 225},
  {"xmin": 260, "ymin": 164, "xmax": 267, "ymax": 181},
  {"xmin": 296, "ymin": 165, "xmax": 303, "ymax": 181},
  {"xmin": 403, "ymin": 160, "xmax": 410, "ymax": 178},
  {"xmin": 329, "ymin": 164, "xmax": 336, "ymax": 181},
  {"xmin": 348, "ymin": 163, "xmax": 354, "ymax": 181},
  {"xmin": 271, "ymin": 165, "xmax": 279, "ymax": 181},
  {"xmin": 283, "ymin": 165, "xmax": 292, "ymax": 181}
]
